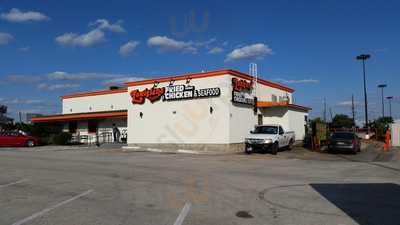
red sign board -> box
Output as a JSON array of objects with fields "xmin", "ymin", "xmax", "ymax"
[
  {"xmin": 130, "ymin": 87, "xmax": 165, "ymax": 104},
  {"xmin": 232, "ymin": 77, "xmax": 252, "ymax": 92}
]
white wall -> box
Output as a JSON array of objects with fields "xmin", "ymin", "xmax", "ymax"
[
  {"xmin": 391, "ymin": 123, "xmax": 400, "ymax": 147},
  {"xmin": 287, "ymin": 109, "xmax": 307, "ymax": 141},
  {"xmin": 256, "ymin": 83, "xmax": 293, "ymax": 103},
  {"xmin": 258, "ymin": 108, "xmax": 307, "ymax": 141},
  {"xmin": 62, "ymin": 92, "xmax": 128, "ymax": 114},
  {"xmin": 127, "ymin": 75, "xmax": 231, "ymax": 144}
]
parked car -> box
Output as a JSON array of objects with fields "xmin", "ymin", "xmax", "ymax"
[
  {"xmin": 245, "ymin": 124, "xmax": 295, "ymax": 154},
  {"xmin": 328, "ymin": 132, "xmax": 361, "ymax": 154},
  {"xmin": 0, "ymin": 131, "xmax": 40, "ymax": 147}
]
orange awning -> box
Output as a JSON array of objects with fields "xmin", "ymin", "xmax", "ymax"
[
  {"xmin": 257, "ymin": 101, "xmax": 311, "ymax": 112},
  {"xmin": 31, "ymin": 110, "xmax": 127, "ymax": 123}
]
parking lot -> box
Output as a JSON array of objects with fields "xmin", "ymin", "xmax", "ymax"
[{"xmin": 1, "ymin": 144, "xmax": 399, "ymax": 225}]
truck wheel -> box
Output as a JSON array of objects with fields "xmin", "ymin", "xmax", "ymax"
[
  {"xmin": 287, "ymin": 139, "xmax": 294, "ymax": 150},
  {"xmin": 271, "ymin": 143, "xmax": 278, "ymax": 155}
]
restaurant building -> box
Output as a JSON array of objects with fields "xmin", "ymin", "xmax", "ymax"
[{"xmin": 32, "ymin": 69, "xmax": 311, "ymax": 152}]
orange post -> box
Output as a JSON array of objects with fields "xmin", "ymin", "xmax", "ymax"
[{"xmin": 384, "ymin": 129, "xmax": 391, "ymax": 152}]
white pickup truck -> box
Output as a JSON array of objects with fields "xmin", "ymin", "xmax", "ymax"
[{"xmin": 245, "ymin": 124, "xmax": 295, "ymax": 155}]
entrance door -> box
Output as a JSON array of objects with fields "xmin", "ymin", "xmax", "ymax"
[{"xmin": 257, "ymin": 114, "xmax": 263, "ymax": 125}]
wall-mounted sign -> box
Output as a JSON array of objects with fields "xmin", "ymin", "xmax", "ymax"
[
  {"xmin": 130, "ymin": 87, "xmax": 165, "ymax": 104},
  {"xmin": 232, "ymin": 77, "xmax": 252, "ymax": 92},
  {"xmin": 231, "ymin": 78, "xmax": 255, "ymax": 106},
  {"xmin": 164, "ymin": 85, "xmax": 220, "ymax": 101},
  {"xmin": 130, "ymin": 84, "xmax": 220, "ymax": 104}
]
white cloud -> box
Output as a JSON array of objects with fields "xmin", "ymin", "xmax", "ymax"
[
  {"xmin": 102, "ymin": 77, "xmax": 144, "ymax": 86},
  {"xmin": 2, "ymin": 99, "xmax": 46, "ymax": 105},
  {"xmin": 147, "ymin": 36, "xmax": 197, "ymax": 54},
  {"xmin": 225, "ymin": 43, "xmax": 273, "ymax": 62},
  {"xmin": 119, "ymin": 40, "xmax": 140, "ymax": 57},
  {"xmin": 337, "ymin": 101, "xmax": 363, "ymax": 107},
  {"xmin": 208, "ymin": 47, "xmax": 224, "ymax": 54},
  {"xmin": 89, "ymin": 19, "xmax": 125, "ymax": 33},
  {"xmin": 0, "ymin": 32, "xmax": 13, "ymax": 45},
  {"xmin": 1, "ymin": 8, "xmax": 49, "ymax": 23},
  {"xmin": 274, "ymin": 78, "xmax": 319, "ymax": 84},
  {"xmin": 4, "ymin": 74, "xmax": 42, "ymax": 83},
  {"xmin": 37, "ymin": 83, "xmax": 80, "ymax": 91},
  {"xmin": 55, "ymin": 29, "xmax": 105, "ymax": 47},
  {"xmin": 47, "ymin": 71, "xmax": 122, "ymax": 81},
  {"xmin": 18, "ymin": 46, "xmax": 31, "ymax": 52}
]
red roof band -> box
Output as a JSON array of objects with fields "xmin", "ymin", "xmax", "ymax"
[{"xmin": 61, "ymin": 69, "xmax": 294, "ymax": 100}]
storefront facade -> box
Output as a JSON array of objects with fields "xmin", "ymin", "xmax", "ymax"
[{"xmin": 32, "ymin": 69, "xmax": 310, "ymax": 152}]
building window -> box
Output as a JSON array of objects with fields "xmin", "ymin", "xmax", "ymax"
[
  {"xmin": 271, "ymin": 95, "xmax": 277, "ymax": 102},
  {"xmin": 88, "ymin": 120, "xmax": 98, "ymax": 133},
  {"xmin": 68, "ymin": 121, "xmax": 77, "ymax": 133}
]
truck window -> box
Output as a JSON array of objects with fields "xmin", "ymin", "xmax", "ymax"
[
  {"xmin": 254, "ymin": 126, "xmax": 278, "ymax": 134},
  {"xmin": 279, "ymin": 126, "xmax": 284, "ymax": 135}
]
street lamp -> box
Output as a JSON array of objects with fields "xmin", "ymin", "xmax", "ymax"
[
  {"xmin": 378, "ymin": 84, "xmax": 387, "ymax": 117},
  {"xmin": 386, "ymin": 96, "xmax": 393, "ymax": 118},
  {"xmin": 356, "ymin": 54, "xmax": 371, "ymax": 132}
]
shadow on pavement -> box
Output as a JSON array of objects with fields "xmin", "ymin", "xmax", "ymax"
[{"xmin": 310, "ymin": 183, "xmax": 400, "ymax": 225}]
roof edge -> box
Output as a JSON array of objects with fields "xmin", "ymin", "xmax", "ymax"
[
  {"xmin": 31, "ymin": 110, "xmax": 128, "ymax": 123},
  {"xmin": 62, "ymin": 88, "xmax": 127, "ymax": 99},
  {"xmin": 125, "ymin": 69, "xmax": 294, "ymax": 93}
]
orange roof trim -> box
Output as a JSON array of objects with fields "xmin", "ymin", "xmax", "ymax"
[
  {"xmin": 31, "ymin": 110, "xmax": 127, "ymax": 123},
  {"xmin": 257, "ymin": 101, "xmax": 311, "ymax": 112},
  {"xmin": 62, "ymin": 88, "xmax": 127, "ymax": 99},
  {"xmin": 125, "ymin": 69, "xmax": 294, "ymax": 93}
]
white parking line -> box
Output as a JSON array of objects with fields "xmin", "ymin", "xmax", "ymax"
[
  {"xmin": 11, "ymin": 189, "xmax": 93, "ymax": 225},
  {"xmin": 173, "ymin": 202, "xmax": 192, "ymax": 225},
  {"xmin": 0, "ymin": 179, "xmax": 28, "ymax": 188}
]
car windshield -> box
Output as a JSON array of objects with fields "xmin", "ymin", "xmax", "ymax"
[
  {"xmin": 253, "ymin": 126, "xmax": 278, "ymax": 134},
  {"xmin": 331, "ymin": 132, "xmax": 355, "ymax": 139}
]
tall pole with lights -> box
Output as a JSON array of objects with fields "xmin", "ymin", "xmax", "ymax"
[
  {"xmin": 356, "ymin": 54, "xmax": 371, "ymax": 132},
  {"xmin": 378, "ymin": 84, "xmax": 387, "ymax": 117},
  {"xmin": 386, "ymin": 96, "xmax": 393, "ymax": 118}
]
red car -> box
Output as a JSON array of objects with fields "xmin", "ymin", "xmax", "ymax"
[{"xmin": 0, "ymin": 131, "xmax": 40, "ymax": 147}]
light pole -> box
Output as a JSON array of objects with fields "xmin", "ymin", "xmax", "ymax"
[
  {"xmin": 356, "ymin": 54, "xmax": 371, "ymax": 132},
  {"xmin": 386, "ymin": 96, "xmax": 393, "ymax": 118},
  {"xmin": 378, "ymin": 84, "xmax": 387, "ymax": 117}
]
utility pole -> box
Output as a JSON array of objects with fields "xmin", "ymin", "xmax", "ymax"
[
  {"xmin": 329, "ymin": 107, "xmax": 333, "ymax": 122},
  {"xmin": 378, "ymin": 84, "xmax": 387, "ymax": 117},
  {"xmin": 18, "ymin": 112, "xmax": 22, "ymax": 123},
  {"xmin": 386, "ymin": 96, "xmax": 393, "ymax": 118},
  {"xmin": 351, "ymin": 94, "xmax": 356, "ymax": 124},
  {"xmin": 356, "ymin": 54, "xmax": 371, "ymax": 132},
  {"xmin": 323, "ymin": 97, "xmax": 327, "ymax": 122}
]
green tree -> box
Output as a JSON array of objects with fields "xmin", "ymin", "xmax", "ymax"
[
  {"xmin": 331, "ymin": 114, "xmax": 354, "ymax": 128},
  {"xmin": 370, "ymin": 116, "xmax": 393, "ymax": 140}
]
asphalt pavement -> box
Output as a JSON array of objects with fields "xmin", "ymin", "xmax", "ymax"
[{"xmin": 0, "ymin": 144, "xmax": 399, "ymax": 225}]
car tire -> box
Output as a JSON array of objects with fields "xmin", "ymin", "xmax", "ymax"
[
  {"xmin": 26, "ymin": 140, "xmax": 35, "ymax": 147},
  {"xmin": 271, "ymin": 142, "xmax": 278, "ymax": 155},
  {"xmin": 245, "ymin": 146, "xmax": 252, "ymax": 154}
]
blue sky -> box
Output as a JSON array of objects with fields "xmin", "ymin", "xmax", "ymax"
[{"xmin": 0, "ymin": 0, "xmax": 399, "ymax": 123}]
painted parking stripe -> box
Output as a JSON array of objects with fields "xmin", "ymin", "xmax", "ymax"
[
  {"xmin": 173, "ymin": 202, "xmax": 192, "ymax": 225},
  {"xmin": 0, "ymin": 179, "xmax": 28, "ymax": 188},
  {"xmin": 11, "ymin": 189, "xmax": 93, "ymax": 225}
]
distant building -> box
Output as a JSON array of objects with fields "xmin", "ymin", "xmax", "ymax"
[
  {"xmin": 26, "ymin": 113, "xmax": 43, "ymax": 124},
  {"xmin": 32, "ymin": 69, "xmax": 311, "ymax": 153}
]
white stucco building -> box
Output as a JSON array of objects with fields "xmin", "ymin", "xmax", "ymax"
[{"xmin": 33, "ymin": 69, "xmax": 311, "ymax": 152}]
